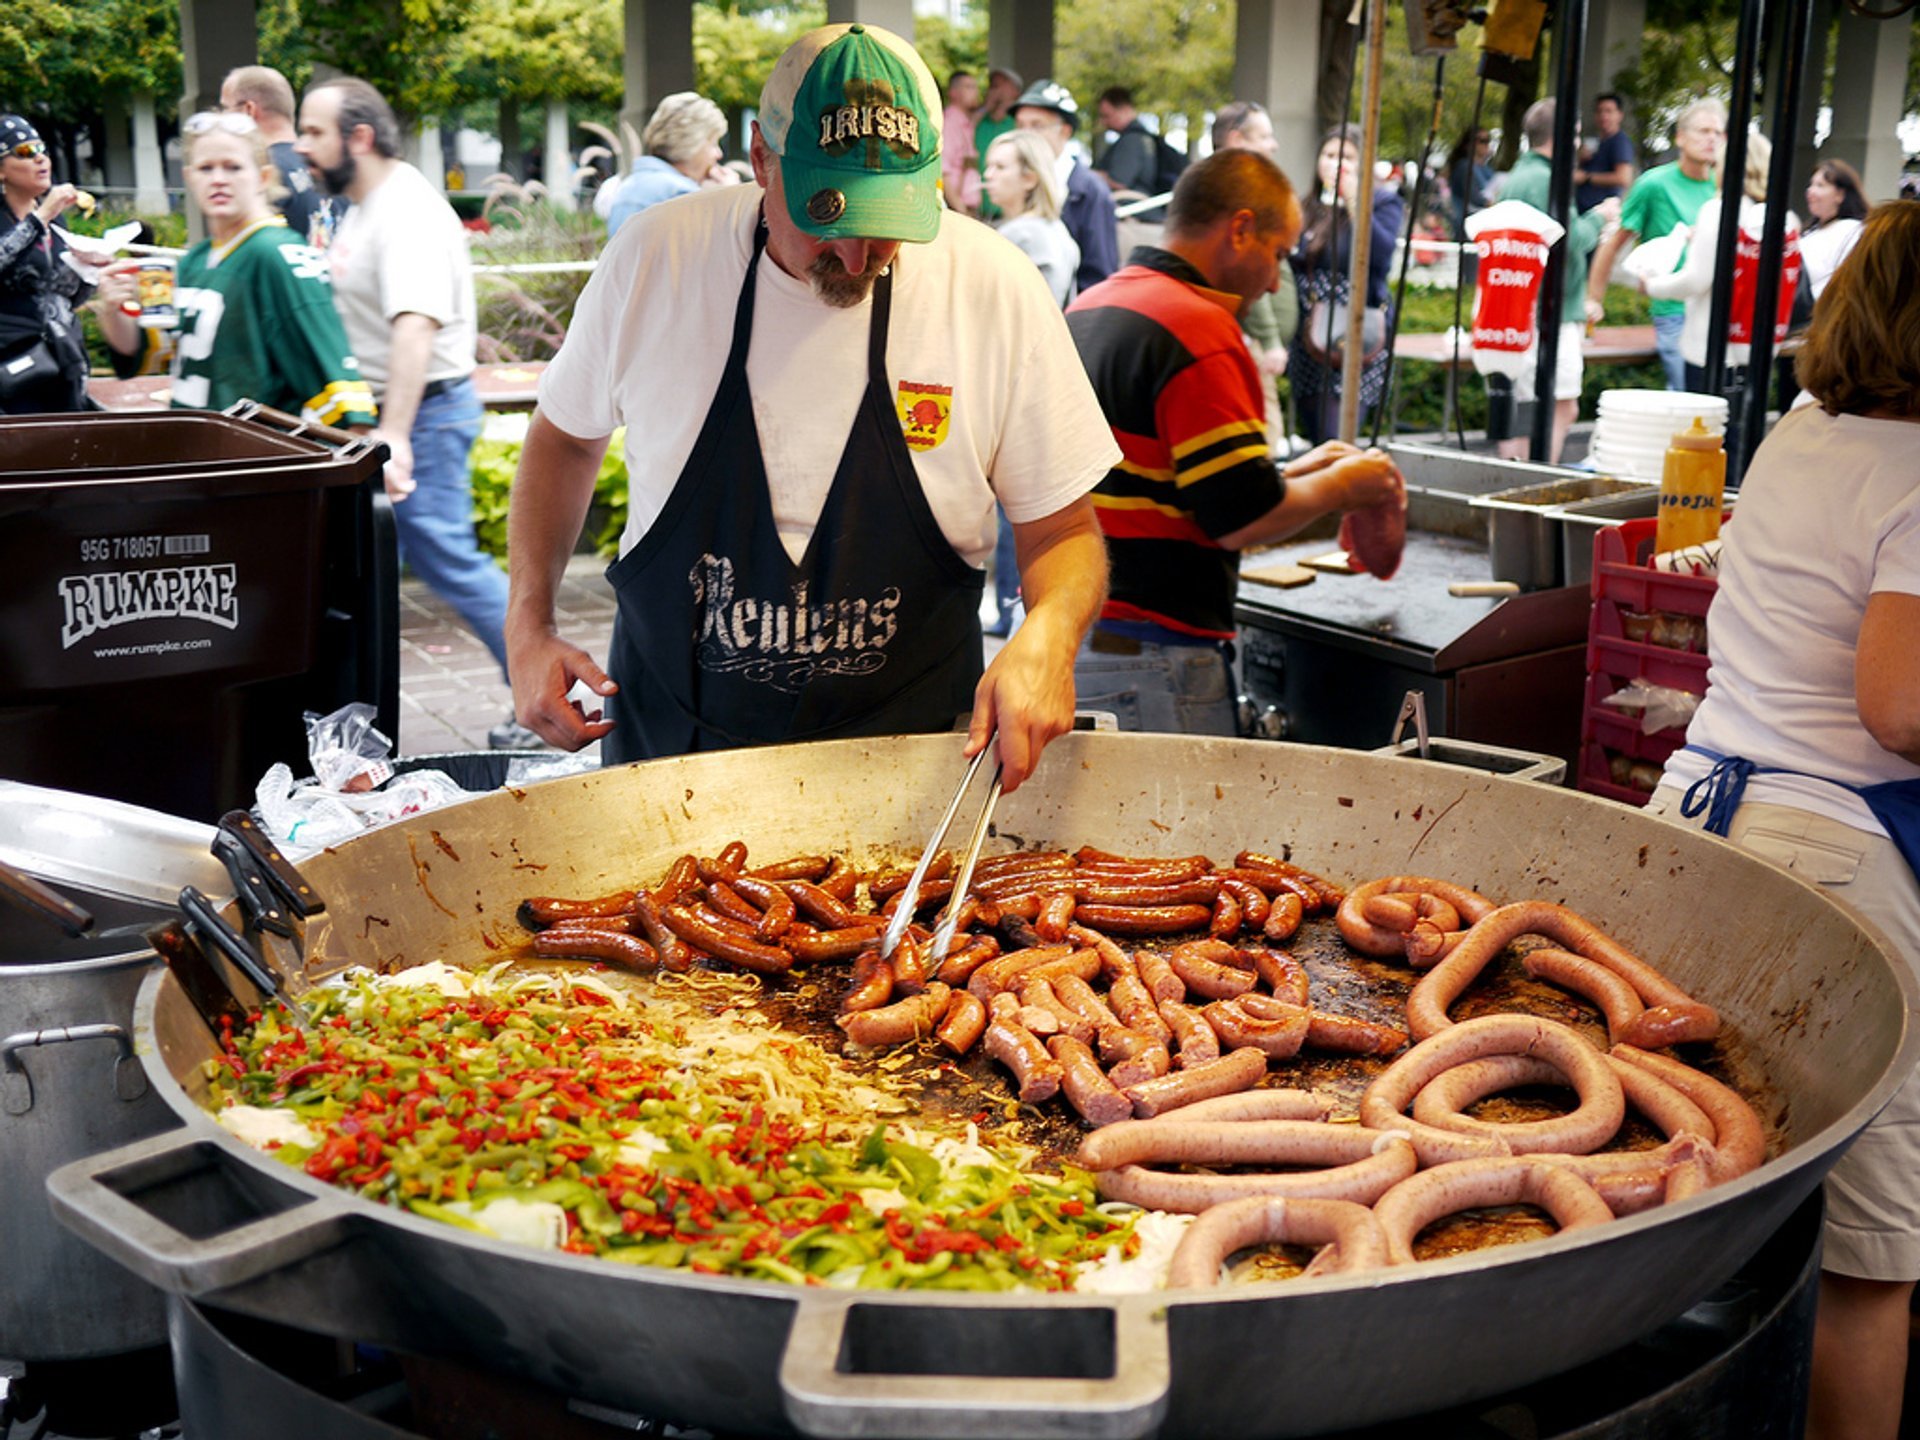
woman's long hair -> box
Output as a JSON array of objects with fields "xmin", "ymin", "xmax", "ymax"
[
  {"xmin": 1796, "ymin": 200, "xmax": 1920, "ymax": 418},
  {"xmin": 1811, "ymin": 158, "xmax": 1870, "ymax": 228},
  {"xmin": 1299, "ymin": 123, "xmax": 1363, "ymax": 268}
]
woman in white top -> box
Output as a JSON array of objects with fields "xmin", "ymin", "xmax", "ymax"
[
  {"xmin": 1650, "ymin": 201, "xmax": 1920, "ymax": 1440},
  {"xmin": 981, "ymin": 130, "xmax": 1080, "ymax": 308},
  {"xmin": 1799, "ymin": 158, "xmax": 1868, "ymax": 300},
  {"xmin": 1640, "ymin": 131, "xmax": 1800, "ymax": 393}
]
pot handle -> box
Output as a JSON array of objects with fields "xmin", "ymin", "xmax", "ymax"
[
  {"xmin": 1, "ymin": 1023, "xmax": 147, "ymax": 1116},
  {"xmin": 778, "ymin": 1294, "xmax": 1170, "ymax": 1440},
  {"xmin": 45, "ymin": 1127, "xmax": 350, "ymax": 1296}
]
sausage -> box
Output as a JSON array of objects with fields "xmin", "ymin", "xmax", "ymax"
[
  {"xmin": 1360, "ymin": 1014, "xmax": 1619, "ymax": 1163},
  {"xmin": 1020, "ymin": 978, "xmax": 1095, "ymax": 1044},
  {"xmin": 1410, "ymin": 1055, "xmax": 1565, "ymax": 1128},
  {"xmin": 704, "ymin": 880, "xmax": 768, "ymax": 932},
  {"xmin": 837, "ymin": 983, "xmax": 951, "ymax": 1048},
  {"xmin": 1128, "ymin": 1087, "xmax": 1332, "ymax": 1125},
  {"xmin": 1372, "ymin": 1158, "xmax": 1615, "ymax": 1266},
  {"xmin": 868, "ymin": 850, "xmax": 954, "ymax": 901},
  {"xmin": 747, "ymin": 854, "xmax": 831, "ymax": 882},
  {"xmin": 841, "ymin": 948, "xmax": 896, "ymax": 1013},
  {"xmin": 1616, "ymin": 1002, "xmax": 1723, "ymax": 1050},
  {"xmin": 1303, "ymin": 1010, "xmax": 1408, "ymax": 1057},
  {"xmin": 1361, "ymin": 892, "xmax": 1463, "ymax": 936},
  {"xmin": 1203, "ymin": 997, "xmax": 1310, "ymax": 1058},
  {"xmin": 1105, "ymin": 1042, "xmax": 1172, "ymax": 1089},
  {"xmin": 1167, "ymin": 1197, "xmax": 1389, "ymax": 1287},
  {"xmin": 1611, "ymin": 1045, "xmax": 1767, "ymax": 1183},
  {"xmin": 725, "ymin": 875, "xmax": 798, "ymax": 940},
  {"xmin": 966, "ymin": 945, "xmax": 1075, "ymax": 1001},
  {"xmin": 1097, "ymin": 1026, "xmax": 1167, "ymax": 1065},
  {"xmin": 518, "ymin": 890, "xmax": 639, "ymax": 929},
  {"xmin": 1123, "ymin": 1047, "xmax": 1268, "ymax": 1118},
  {"xmin": 936, "ymin": 989, "xmax": 988, "ymax": 1056},
  {"xmin": 882, "ymin": 877, "xmax": 954, "ymax": 918},
  {"xmin": 1216, "ymin": 876, "xmax": 1272, "ymax": 930},
  {"xmin": 817, "ymin": 856, "xmax": 862, "ymax": 904},
  {"xmin": 1157, "ymin": 999, "xmax": 1221, "ymax": 1069},
  {"xmin": 1168, "ymin": 943, "xmax": 1257, "ymax": 1000},
  {"xmin": 1016, "ymin": 1004, "xmax": 1060, "ymax": 1038},
  {"xmin": 684, "ymin": 901, "xmax": 768, "ymax": 945},
  {"xmin": 1105, "ymin": 974, "xmax": 1174, "ymax": 1043},
  {"xmin": 1048, "ymin": 1035, "xmax": 1134, "ymax": 1127},
  {"xmin": 890, "ymin": 931, "xmax": 930, "ymax": 992},
  {"xmin": 1523, "ymin": 947, "xmax": 1645, "ymax": 1045},
  {"xmin": 984, "ymin": 993, "xmax": 1064, "ymax": 1103},
  {"xmin": 1073, "ymin": 878, "xmax": 1222, "ymax": 907},
  {"xmin": 662, "ymin": 905, "xmax": 795, "ymax": 974},
  {"xmin": 1588, "ymin": 1168, "xmax": 1672, "ymax": 1217},
  {"xmin": 1072, "ymin": 903, "xmax": 1213, "ymax": 936},
  {"xmin": 1262, "ymin": 892, "xmax": 1305, "ymax": 943},
  {"xmin": 1035, "ymin": 890, "xmax": 1077, "ymax": 943},
  {"xmin": 1233, "ymin": 853, "xmax": 1344, "ymax": 908},
  {"xmin": 931, "ymin": 936, "xmax": 1000, "ymax": 985},
  {"xmin": 530, "ymin": 928, "xmax": 659, "ymax": 971},
  {"xmin": 655, "ymin": 856, "xmax": 700, "ymax": 906},
  {"xmin": 989, "ymin": 892, "xmax": 1044, "ymax": 922},
  {"xmin": 780, "ymin": 879, "xmax": 862, "ymax": 930},
  {"xmin": 972, "ymin": 850, "xmax": 1074, "ymax": 881},
  {"xmin": 1242, "ymin": 946, "xmax": 1311, "ymax": 1006},
  {"xmin": 1075, "ymin": 847, "xmax": 1213, "ymax": 874},
  {"xmin": 544, "ymin": 913, "xmax": 644, "ymax": 936},
  {"xmin": 1135, "ymin": 950, "xmax": 1186, "ymax": 1004},
  {"xmin": 1024, "ymin": 948, "xmax": 1103, "ymax": 987},
  {"xmin": 783, "ymin": 923, "xmax": 885, "ymax": 965},
  {"xmin": 1080, "ymin": 1117, "xmax": 1399, "ymax": 1172},
  {"xmin": 1093, "ymin": 1135, "xmax": 1418, "ymax": 1211},
  {"xmin": 1336, "ymin": 876, "xmax": 1496, "ymax": 959},
  {"xmin": 1607, "ymin": 1053, "xmax": 1716, "ymax": 1142},
  {"xmin": 630, "ymin": 891, "xmax": 694, "ymax": 972},
  {"xmin": 1065, "ymin": 925, "xmax": 1137, "ymax": 983},
  {"xmin": 996, "ymin": 914, "xmax": 1046, "ymax": 951},
  {"xmin": 1052, "ymin": 974, "xmax": 1122, "ymax": 1032},
  {"xmin": 1404, "ymin": 926, "xmax": 1467, "ymax": 968}
]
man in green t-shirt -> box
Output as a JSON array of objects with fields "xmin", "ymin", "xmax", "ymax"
[
  {"xmin": 1587, "ymin": 98, "xmax": 1724, "ymax": 390},
  {"xmin": 973, "ymin": 67, "xmax": 1022, "ymax": 221}
]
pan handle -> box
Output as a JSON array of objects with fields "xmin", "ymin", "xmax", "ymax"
[
  {"xmin": 778, "ymin": 1294, "xmax": 1170, "ymax": 1440},
  {"xmin": 45, "ymin": 1127, "xmax": 351, "ymax": 1296}
]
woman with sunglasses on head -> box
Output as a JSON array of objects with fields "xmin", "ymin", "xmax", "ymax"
[
  {"xmin": 0, "ymin": 114, "xmax": 110, "ymax": 413},
  {"xmin": 101, "ymin": 111, "xmax": 373, "ymax": 425}
]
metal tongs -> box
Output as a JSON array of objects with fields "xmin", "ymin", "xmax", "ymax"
[
  {"xmin": 1389, "ymin": 690, "xmax": 1432, "ymax": 760},
  {"xmin": 880, "ymin": 730, "xmax": 1003, "ymax": 976}
]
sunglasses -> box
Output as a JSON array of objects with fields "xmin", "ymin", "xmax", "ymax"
[
  {"xmin": 7, "ymin": 140, "xmax": 46, "ymax": 160},
  {"xmin": 183, "ymin": 112, "xmax": 257, "ymax": 137}
]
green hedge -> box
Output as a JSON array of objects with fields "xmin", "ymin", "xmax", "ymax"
[{"xmin": 470, "ymin": 426, "xmax": 629, "ymax": 562}]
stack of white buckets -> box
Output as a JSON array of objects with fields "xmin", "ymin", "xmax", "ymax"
[{"xmin": 1589, "ymin": 391, "xmax": 1729, "ymax": 480}]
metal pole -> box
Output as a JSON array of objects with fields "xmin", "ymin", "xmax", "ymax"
[
  {"xmin": 1337, "ymin": 0, "xmax": 1388, "ymax": 442},
  {"xmin": 1530, "ymin": 0, "xmax": 1588, "ymax": 464},
  {"xmin": 1736, "ymin": 0, "xmax": 1817, "ymax": 479},
  {"xmin": 1703, "ymin": 0, "xmax": 1766, "ymax": 395}
]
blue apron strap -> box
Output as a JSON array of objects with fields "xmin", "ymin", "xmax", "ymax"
[
  {"xmin": 1678, "ymin": 746, "xmax": 1758, "ymax": 838},
  {"xmin": 1854, "ymin": 778, "xmax": 1920, "ymax": 885}
]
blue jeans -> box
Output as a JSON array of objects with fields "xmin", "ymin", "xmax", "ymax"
[
  {"xmin": 1073, "ymin": 636, "xmax": 1238, "ymax": 736},
  {"xmin": 1653, "ymin": 310, "xmax": 1688, "ymax": 392},
  {"xmin": 393, "ymin": 378, "xmax": 509, "ymax": 677},
  {"xmin": 993, "ymin": 507, "xmax": 1019, "ymax": 619}
]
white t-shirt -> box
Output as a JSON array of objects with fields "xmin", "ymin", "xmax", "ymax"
[
  {"xmin": 1798, "ymin": 217, "xmax": 1863, "ymax": 300},
  {"xmin": 539, "ymin": 185, "xmax": 1117, "ymax": 569},
  {"xmin": 1661, "ymin": 406, "xmax": 1920, "ymax": 834},
  {"xmin": 327, "ymin": 162, "xmax": 477, "ymax": 391},
  {"xmin": 1641, "ymin": 195, "xmax": 1799, "ymax": 369}
]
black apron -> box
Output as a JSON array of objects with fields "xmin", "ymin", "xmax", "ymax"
[{"xmin": 602, "ymin": 214, "xmax": 985, "ymax": 765}]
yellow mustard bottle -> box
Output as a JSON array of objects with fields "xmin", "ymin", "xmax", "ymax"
[{"xmin": 1656, "ymin": 416, "xmax": 1726, "ymax": 554}]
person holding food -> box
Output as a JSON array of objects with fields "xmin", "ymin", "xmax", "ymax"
[
  {"xmin": 1066, "ymin": 149, "xmax": 1406, "ymax": 734},
  {"xmin": 98, "ymin": 112, "xmax": 373, "ymax": 426},
  {"xmin": 1647, "ymin": 200, "xmax": 1920, "ymax": 1440},
  {"xmin": 0, "ymin": 114, "xmax": 107, "ymax": 414},
  {"xmin": 504, "ymin": 23, "xmax": 1116, "ymax": 792}
]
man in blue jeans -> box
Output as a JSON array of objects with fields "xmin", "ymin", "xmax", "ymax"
[{"xmin": 298, "ymin": 77, "xmax": 532, "ymax": 748}]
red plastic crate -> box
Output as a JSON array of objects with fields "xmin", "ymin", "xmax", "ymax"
[{"xmin": 1589, "ymin": 517, "xmax": 1722, "ymax": 616}]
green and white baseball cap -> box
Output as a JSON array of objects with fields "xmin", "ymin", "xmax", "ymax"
[{"xmin": 757, "ymin": 23, "xmax": 944, "ymax": 244}]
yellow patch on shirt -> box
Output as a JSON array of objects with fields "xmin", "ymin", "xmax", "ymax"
[{"xmin": 896, "ymin": 381, "xmax": 952, "ymax": 452}]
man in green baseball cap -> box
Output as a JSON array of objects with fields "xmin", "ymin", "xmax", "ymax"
[{"xmin": 505, "ymin": 23, "xmax": 1119, "ymax": 793}]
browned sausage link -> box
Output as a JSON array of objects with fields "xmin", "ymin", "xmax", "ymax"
[
  {"xmin": 783, "ymin": 923, "xmax": 885, "ymax": 965},
  {"xmin": 1136, "ymin": 949, "xmax": 1186, "ymax": 1003},
  {"xmin": 518, "ymin": 890, "xmax": 640, "ymax": 929},
  {"xmin": 726, "ymin": 874, "xmax": 798, "ymax": 941},
  {"xmin": 747, "ymin": 855, "xmax": 832, "ymax": 882},
  {"xmin": 931, "ymin": 936, "xmax": 1000, "ymax": 984},
  {"xmin": 1405, "ymin": 926, "xmax": 1467, "ymax": 968},
  {"xmin": 1052, "ymin": 973, "xmax": 1122, "ymax": 1032},
  {"xmin": 1210, "ymin": 889, "xmax": 1244, "ymax": 939},
  {"xmin": 1075, "ymin": 847, "xmax": 1214, "ymax": 872},
  {"xmin": 630, "ymin": 891, "xmax": 693, "ymax": 972},
  {"xmin": 655, "ymin": 856, "xmax": 700, "ymax": 906},
  {"xmin": 1020, "ymin": 978, "xmax": 1095, "ymax": 1044},
  {"xmin": 717, "ymin": 840, "xmax": 749, "ymax": 873},
  {"xmin": 1047, "ymin": 1035, "xmax": 1135, "ymax": 1126},
  {"xmin": 1261, "ymin": 892, "xmax": 1305, "ymax": 943},
  {"xmin": 972, "ymin": 895, "xmax": 1003, "ymax": 929},
  {"xmin": 704, "ymin": 880, "xmax": 765, "ymax": 932},
  {"xmin": 1035, "ymin": 890, "xmax": 1078, "ymax": 943},
  {"xmin": 1203, "ymin": 997, "xmax": 1310, "ymax": 1058},
  {"xmin": 1168, "ymin": 943, "xmax": 1258, "ymax": 1001},
  {"xmin": 1241, "ymin": 946, "xmax": 1311, "ymax": 1006},
  {"xmin": 1157, "ymin": 998, "xmax": 1221, "ymax": 1068},
  {"xmin": 1098, "ymin": 1025, "xmax": 1166, "ymax": 1064},
  {"xmin": 1046, "ymin": 902, "xmax": 1215, "ymax": 936},
  {"xmin": 966, "ymin": 945, "xmax": 1075, "ymax": 1001},
  {"xmin": 890, "ymin": 931, "xmax": 930, "ymax": 993},
  {"xmin": 1025, "ymin": 949, "xmax": 1103, "ymax": 988},
  {"xmin": 841, "ymin": 949, "xmax": 896, "ymax": 1013},
  {"xmin": 1175, "ymin": 938, "xmax": 1249, "ymax": 969},
  {"xmin": 1106, "ymin": 1042, "xmax": 1173, "ymax": 1088},
  {"xmin": 985, "ymin": 993, "xmax": 1064, "ymax": 1103},
  {"xmin": 936, "ymin": 989, "xmax": 988, "ymax": 1055},
  {"xmin": 545, "ymin": 912, "xmax": 644, "ymax": 935},
  {"xmin": 1073, "ymin": 877, "xmax": 1223, "ymax": 906},
  {"xmin": 1124, "ymin": 1047, "xmax": 1269, "ymax": 1118},
  {"xmin": 817, "ymin": 856, "xmax": 861, "ymax": 904},
  {"xmin": 987, "ymin": 891, "xmax": 1044, "ymax": 921},
  {"xmin": 869, "ymin": 850, "xmax": 956, "ymax": 900},
  {"xmin": 883, "ymin": 877, "xmax": 954, "ymax": 918},
  {"xmin": 695, "ymin": 852, "xmax": 742, "ymax": 886},
  {"xmin": 530, "ymin": 927, "xmax": 659, "ymax": 971},
  {"xmin": 838, "ymin": 983, "xmax": 951, "ymax": 1048},
  {"xmin": 662, "ymin": 905, "xmax": 795, "ymax": 974},
  {"xmin": 1017, "ymin": 1003, "xmax": 1060, "ymax": 1037},
  {"xmin": 779, "ymin": 879, "xmax": 862, "ymax": 930},
  {"xmin": 1105, "ymin": 974, "xmax": 1175, "ymax": 1043},
  {"xmin": 1064, "ymin": 924, "xmax": 1135, "ymax": 982},
  {"xmin": 1217, "ymin": 876, "xmax": 1271, "ymax": 930},
  {"xmin": 1306, "ymin": 1010, "xmax": 1409, "ymax": 1056},
  {"xmin": 685, "ymin": 901, "xmax": 763, "ymax": 944},
  {"xmin": 972, "ymin": 850, "xmax": 1074, "ymax": 881},
  {"xmin": 972, "ymin": 870, "xmax": 1066, "ymax": 901},
  {"xmin": 1237, "ymin": 853, "xmax": 1347, "ymax": 909}
]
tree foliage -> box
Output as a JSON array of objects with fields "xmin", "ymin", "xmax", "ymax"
[
  {"xmin": 257, "ymin": 0, "xmax": 475, "ymax": 122},
  {"xmin": 0, "ymin": 0, "xmax": 178, "ymax": 121},
  {"xmin": 1054, "ymin": 0, "xmax": 1234, "ymax": 149},
  {"xmin": 453, "ymin": 0, "xmax": 623, "ymax": 109}
]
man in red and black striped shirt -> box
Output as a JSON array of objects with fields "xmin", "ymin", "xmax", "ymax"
[{"xmin": 1066, "ymin": 149, "xmax": 1404, "ymax": 733}]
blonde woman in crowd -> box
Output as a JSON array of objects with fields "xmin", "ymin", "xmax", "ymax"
[
  {"xmin": 606, "ymin": 92, "xmax": 734, "ymax": 236},
  {"xmin": 981, "ymin": 129, "xmax": 1080, "ymax": 307}
]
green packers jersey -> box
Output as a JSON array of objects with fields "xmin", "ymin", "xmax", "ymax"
[{"xmin": 170, "ymin": 217, "xmax": 377, "ymax": 428}]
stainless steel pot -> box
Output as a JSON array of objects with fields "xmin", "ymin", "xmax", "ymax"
[{"xmin": 45, "ymin": 735, "xmax": 1920, "ymax": 1437}]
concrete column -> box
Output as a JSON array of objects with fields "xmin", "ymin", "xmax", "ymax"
[
  {"xmin": 178, "ymin": 0, "xmax": 258, "ymax": 117},
  {"xmin": 621, "ymin": 0, "xmax": 695, "ymax": 151},
  {"xmin": 412, "ymin": 120, "xmax": 446, "ymax": 189},
  {"xmin": 1828, "ymin": 7, "xmax": 1909, "ymax": 202},
  {"xmin": 543, "ymin": 100, "xmax": 575, "ymax": 209},
  {"xmin": 102, "ymin": 94, "xmax": 134, "ymax": 191},
  {"xmin": 1234, "ymin": 0, "xmax": 1329, "ymax": 192},
  {"xmin": 1786, "ymin": 0, "xmax": 1835, "ymax": 195},
  {"xmin": 499, "ymin": 103, "xmax": 522, "ymax": 181},
  {"xmin": 130, "ymin": 92, "xmax": 168, "ymax": 214},
  {"xmin": 1578, "ymin": 0, "xmax": 1644, "ymax": 119},
  {"xmin": 988, "ymin": 0, "xmax": 1052, "ymax": 91},
  {"xmin": 826, "ymin": 0, "xmax": 913, "ymax": 38}
]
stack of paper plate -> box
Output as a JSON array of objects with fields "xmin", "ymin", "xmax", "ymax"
[{"xmin": 1589, "ymin": 391, "xmax": 1728, "ymax": 480}]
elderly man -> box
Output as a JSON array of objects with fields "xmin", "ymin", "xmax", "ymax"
[
  {"xmin": 1066, "ymin": 150, "xmax": 1404, "ymax": 734},
  {"xmin": 504, "ymin": 23, "xmax": 1116, "ymax": 790},
  {"xmin": 1587, "ymin": 98, "xmax": 1725, "ymax": 391},
  {"xmin": 1013, "ymin": 79, "xmax": 1119, "ymax": 295}
]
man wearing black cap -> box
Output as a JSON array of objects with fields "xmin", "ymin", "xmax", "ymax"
[
  {"xmin": 1012, "ymin": 80, "xmax": 1119, "ymax": 295},
  {"xmin": 504, "ymin": 24, "xmax": 1117, "ymax": 792}
]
